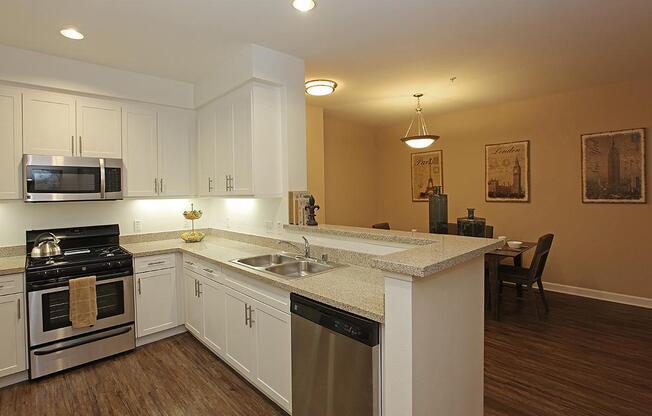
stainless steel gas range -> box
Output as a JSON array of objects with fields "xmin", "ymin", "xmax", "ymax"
[{"xmin": 25, "ymin": 224, "xmax": 135, "ymax": 379}]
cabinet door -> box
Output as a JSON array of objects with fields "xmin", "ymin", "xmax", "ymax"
[
  {"xmin": 231, "ymin": 86, "xmax": 253, "ymax": 195},
  {"xmin": 197, "ymin": 104, "xmax": 216, "ymax": 196},
  {"xmin": 183, "ymin": 271, "xmax": 202, "ymax": 337},
  {"xmin": 225, "ymin": 287, "xmax": 256, "ymax": 379},
  {"xmin": 214, "ymin": 98, "xmax": 234, "ymax": 195},
  {"xmin": 252, "ymin": 299, "xmax": 292, "ymax": 411},
  {"xmin": 201, "ymin": 278, "xmax": 226, "ymax": 356},
  {"xmin": 76, "ymin": 97, "xmax": 122, "ymax": 158},
  {"xmin": 136, "ymin": 268, "xmax": 178, "ymax": 338},
  {"xmin": 0, "ymin": 86, "xmax": 22, "ymax": 199},
  {"xmin": 23, "ymin": 91, "xmax": 76, "ymax": 156},
  {"xmin": 0, "ymin": 293, "xmax": 26, "ymax": 378},
  {"xmin": 122, "ymin": 105, "xmax": 158, "ymax": 197},
  {"xmin": 158, "ymin": 108, "xmax": 195, "ymax": 197}
]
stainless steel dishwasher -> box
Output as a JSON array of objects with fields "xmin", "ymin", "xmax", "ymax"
[{"xmin": 291, "ymin": 293, "xmax": 380, "ymax": 416}]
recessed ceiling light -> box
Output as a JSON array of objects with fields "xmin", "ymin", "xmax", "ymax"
[
  {"xmin": 60, "ymin": 28, "xmax": 84, "ymax": 40},
  {"xmin": 305, "ymin": 79, "xmax": 337, "ymax": 96},
  {"xmin": 292, "ymin": 0, "xmax": 316, "ymax": 12}
]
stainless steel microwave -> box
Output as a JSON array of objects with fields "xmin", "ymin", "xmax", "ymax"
[{"xmin": 23, "ymin": 155, "xmax": 123, "ymax": 202}]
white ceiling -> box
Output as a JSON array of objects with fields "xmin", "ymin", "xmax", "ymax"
[{"xmin": 1, "ymin": 0, "xmax": 651, "ymax": 125}]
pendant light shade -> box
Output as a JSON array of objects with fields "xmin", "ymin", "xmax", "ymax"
[{"xmin": 401, "ymin": 93, "xmax": 439, "ymax": 149}]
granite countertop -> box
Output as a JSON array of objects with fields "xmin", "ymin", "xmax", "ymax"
[
  {"xmin": 286, "ymin": 224, "xmax": 504, "ymax": 277},
  {"xmin": 0, "ymin": 256, "xmax": 26, "ymax": 276},
  {"xmin": 122, "ymin": 237, "xmax": 385, "ymax": 322}
]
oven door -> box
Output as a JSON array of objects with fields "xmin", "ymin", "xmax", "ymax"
[
  {"xmin": 28, "ymin": 274, "xmax": 135, "ymax": 347},
  {"xmin": 24, "ymin": 154, "xmax": 103, "ymax": 202}
]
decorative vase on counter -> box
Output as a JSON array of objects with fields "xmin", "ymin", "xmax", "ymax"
[
  {"xmin": 457, "ymin": 208, "xmax": 486, "ymax": 237},
  {"xmin": 181, "ymin": 204, "xmax": 205, "ymax": 243},
  {"xmin": 429, "ymin": 186, "xmax": 448, "ymax": 234}
]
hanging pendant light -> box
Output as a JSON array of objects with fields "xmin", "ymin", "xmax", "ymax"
[{"xmin": 401, "ymin": 93, "xmax": 439, "ymax": 149}]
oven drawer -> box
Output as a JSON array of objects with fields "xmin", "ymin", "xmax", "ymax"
[
  {"xmin": 0, "ymin": 273, "xmax": 24, "ymax": 296},
  {"xmin": 30, "ymin": 324, "xmax": 135, "ymax": 379},
  {"xmin": 135, "ymin": 254, "xmax": 175, "ymax": 273}
]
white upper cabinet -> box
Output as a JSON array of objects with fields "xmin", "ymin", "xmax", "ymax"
[
  {"xmin": 197, "ymin": 81, "xmax": 282, "ymax": 197},
  {"xmin": 197, "ymin": 101, "xmax": 217, "ymax": 196},
  {"xmin": 122, "ymin": 105, "xmax": 158, "ymax": 197},
  {"xmin": 23, "ymin": 91, "xmax": 76, "ymax": 156},
  {"xmin": 0, "ymin": 86, "xmax": 22, "ymax": 199},
  {"xmin": 76, "ymin": 97, "xmax": 122, "ymax": 158},
  {"xmin": 122, "ymin": 104, "xmax": 195, "ymax": 198},
  {"xmin": 23, "ymin": 91, "xmax": 122, "ymax": 158},
  {"xmin": 158, "ymin": 107, "xmax": 195, "ymax": 197}
]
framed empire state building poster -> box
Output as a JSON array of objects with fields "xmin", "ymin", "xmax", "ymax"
[
  {"xmin": 581, "ymin": 128, "xmax": 646, "ymax": 203},
  {"xmin": 485, "ymin": 140, "xmax": 530, "ymax": 202}
]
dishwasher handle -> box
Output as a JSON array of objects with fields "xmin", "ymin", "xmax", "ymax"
[{"xmin": 290, "ymin": 293, "xmax": 379, "ymax": 347}]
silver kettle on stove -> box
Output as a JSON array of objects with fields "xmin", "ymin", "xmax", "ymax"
[{"xmin": 31, "ymin": 232, "xmax": 62, "ymax": 258}]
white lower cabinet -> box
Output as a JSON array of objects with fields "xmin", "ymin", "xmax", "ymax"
[
  {"xmin": 135, "ymin": 267, "xmax": 178, "ymax": 338},
  {"xmin": 224, "ymin": 287, "xmax": 257, "ymax": 378},
  {"xmin": 0, "ymin": 290, "xmax": 27, "ymax": 378},
  {"xmin": 184, "ymin": 269, "xmax": 203, "ymax": 338},
  {"xmin": 201, "ymin": 277, "xmax": 226, "ymax": 355},
  {"xmin": 251, "ymin": 298, "xmax": 292, "ymax": 410},
  {"xmin": 183, "ymin": 256, "xmax": 291, "ymax": 413}
]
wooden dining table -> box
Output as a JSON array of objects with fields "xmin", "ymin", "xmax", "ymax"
[{"xmin": 485, "ymin": 242, "xmax": 536, "ymax": 320}]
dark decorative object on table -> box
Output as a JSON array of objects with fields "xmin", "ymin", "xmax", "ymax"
[
  {"xmin": 429, "ymin": 186, "xmax": 448, "ymax": 234},
  {"xmin": 457, "ymin": 208, "xmax": 486, "ymax": 237},
  {"xmin": 305, "ymin": 195, "xmax": 320, "ymax": 226}
]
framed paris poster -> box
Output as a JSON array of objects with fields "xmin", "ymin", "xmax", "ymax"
[
  {"xmin": 485, "ymin": 140, "xmax": 530, "ymax": 202},
  {"xmin": 411, "ymin": 150, "xmax": 443, "ymax": 202},
  {"xmin": 581, "ymin": 128, "xmax": 646, "ymax": 203}
]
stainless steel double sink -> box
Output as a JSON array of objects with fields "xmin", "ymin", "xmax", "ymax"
[{"xmin": 232, "ymin": 253, "xmax": 344, "ymax": 279}]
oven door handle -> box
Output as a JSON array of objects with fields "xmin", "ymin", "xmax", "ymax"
[
  {"xmin": 28, "ymin": 272, "xmax": 133, "ymax": 294},
  {"xmin": 32, "ymin": 325, "xmax": 133, "ymax": 356}
]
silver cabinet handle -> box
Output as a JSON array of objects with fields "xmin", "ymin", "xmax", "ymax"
[
  {"xmin": 185, "ymin": 261, "xmax": 195, "ymax": 266},
  {"xmin": 148, "ymin": 261, "xmax": 165, "ymax": 266},
  {"xmin": 244, "ymin": 303, "xmax": 248, "ymax": 326},
  {"xmin": 159, "ymin": 178, "xmax": 164, "ymax": 194},
  {"xmin": 17, "ymin": 298, "xmax": 21, "ymax": 320},
  {"xmin": 203, "ymin": 268, "xmax": 214, "ymax": 274},
  {"xmin": 225, "ymin": 175, "xmax": 229, "ymax": 191},
  {"xmin": 247, "ymin": 305, "xmax": 254, "ymax": 328},
  {"xmin": 71, "ymin": 136, "xmax": 75, "ymax": 156},
  {"xmin": 137, "ymin": 278, "xmax": 142, "ymax": 295},
  {"xmin": 197, "ymin": 281, "xmax": 202, "ymax": 298},
  {"xmin": 194, "ymin": 279, "xmax": 198, "ymax": 297},
  {"xmin": 79, "ymin": 136, "xmax": 83, "ymax": 155},
  {"xmin": 154, "ymin": 178, "xmax": 159, "ymax": 194},
  {"xmin": 208, "ymin": 177, "xmax": 214, "ymax": 192}
]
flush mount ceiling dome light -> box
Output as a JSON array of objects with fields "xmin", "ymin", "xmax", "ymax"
[
  {"xmin": 292, "ymin": 0, "xmax": 316, "ymax": 12},
  {"xmin": 401, "ymin": 93, "xmax": 439, "ymax": 149},
  {"xmin": 60, "ymin": 28, "xmax": 84, "ymax": 40},
  {"xmin": 305, "ymin": 79, "xmax": 337, "ymax": 96}
]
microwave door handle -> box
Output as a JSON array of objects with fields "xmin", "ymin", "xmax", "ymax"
[{"xmin": 99, "ymin": 158, "xmax": 106, "ymax": 199}]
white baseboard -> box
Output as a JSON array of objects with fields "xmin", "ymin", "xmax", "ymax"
[
  {"xmin": 543, "ymin": 282, "xmax": 652, "ymax": 309},
  {"xmin": 0, "ymin": 371, "xmax": 28, "ymax": 389},
  {"xmin": 136, "ymin": 325, "xmax": 187, "ymax": 347}
]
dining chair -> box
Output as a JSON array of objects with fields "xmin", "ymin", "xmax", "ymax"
[
  {"xmin": 371, "ymin": 222, "xmax": 391, "ymax": 230},
  {"xmin": 496, "ymin": 234, "xmax": 554, "ymax": 319}
]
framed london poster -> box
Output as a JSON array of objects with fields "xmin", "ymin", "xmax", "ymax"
[
  {"xmin": 581, "ymin": 128, "xmax": 646, "ymax": 203},
  {"xmin": 411, "ymin": 150, "xmax": 443, "ymax": 202},
  {"xmin": 485, "ymin": 140, "xmax": 530, "ymax": 202}
]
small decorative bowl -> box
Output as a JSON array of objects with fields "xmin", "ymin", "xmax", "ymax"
[
  {"xmin": 181, "ymin": 231, "xmax": 205, "ymax": 243},
  {"xmin": 507, "ymin": 241, "xmax": 523, "ymax": 249}
]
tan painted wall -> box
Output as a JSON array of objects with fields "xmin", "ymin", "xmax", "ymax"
[
  {"xmin": 323, "ymin": 114, "xmax": 380, "ymax": 227},
  {"xmin": 322, "ymin": 78, "xmax": 652, "ymax": 298},
  {"xmin": 306, "ymin": 105, "xmax": 327, "ymax": 221}
]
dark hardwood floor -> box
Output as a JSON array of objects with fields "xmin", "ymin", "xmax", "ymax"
[
  {"xmin": 485, "ymin": 287, "xmax": 652, "ymax": 416},
  {"xmin": 0, "ymin": 334, "xmax": 287, "ymax": 416},
  {"xmin": 1, "ymin": 288, "xmax": 650, "ymax": 415}
]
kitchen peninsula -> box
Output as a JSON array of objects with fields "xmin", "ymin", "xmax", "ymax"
[{"xmin": 121, "ymin": 224, "xmax": 501, "ymax": 416}]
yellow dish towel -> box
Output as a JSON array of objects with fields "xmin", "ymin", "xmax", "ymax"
[{"xmin": 69, "ymin": 276, "xmax": 98, "ymax": 329}]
